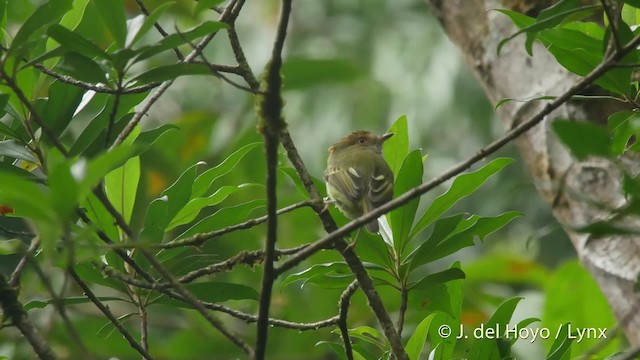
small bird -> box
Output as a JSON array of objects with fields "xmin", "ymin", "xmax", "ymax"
[{"xmin": 324, "ymin": 131, "xmax": 395, "ymax": 232}]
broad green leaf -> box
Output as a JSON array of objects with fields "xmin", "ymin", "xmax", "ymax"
[
  {"xmin": 0, "ymin": 121, "xmax": 25, "ymax": 142},
  {"xmin": 195, "ymin": 0, "xmax": 226, "ymax": 15},
  {"xmin": 155, "ymin": 282, "xmax": 259, "ymax": 306},
  {"xmin": 9, "ymin": 0, "xmax": 72, "ymax": 55},
  {"xmin": 281, "ymin": 58, "xmax": 362, "ymax": 90},
  {"xmin": 73, "ymin": 263, "xmax": 128, "ymax": 293},
  {"xmin": 540, "ymin": 28, "xmax": 601, "ymax": 54},
  {"xmin": 553, "ymin": 120, "xmax": 611, "ymax": 159},
  {"xmin": 79, "ymin": 145, "xmax": 138, "ymax": 199},
  {"xmin": 0, "ymin": 0, "xmax": 6, "ymax": 43},
  {"xmin": 608, "ymin": 111, "xmax": 640, "ymax": 155},
  {"xmin": 105, "ymin": 156, "xmax": 140, "ymax": 226},
  {"xmin": 406, "ymin": 314, "xmax": 436, "ymax": 360},
  {"xmin": 391, "ymin": 150, "xmax": 423, "ymax": 254},
  {"xmin": 354, "ymin": 230, "xmax": 394, "ymax": 270},
  {"xmin": 544, "ymin": 261, "xmax": 618, "ymax": 355},
  {"xmin": 127, "ymin": 2, "xmax": 175, "ymax": 47},
  {"xmin": 56, "ymin": 51, "xmax": 109, "ymax": 84},
  {"xmin": 83, "ymin": 192, "xmax": 119, "ymax": 241},
  {"xmin": 133, "ymin": 21, "xmax": 228, "ymax": 63},
  {"xmin": 410, "ymin": 212, "xmax": 522, "ymax": 270},
  {"xmin": 24, "ymin": 296, "xmax": 126, "ymax": 311},
  {"xmin": 141, "ymin": 162, "xmax": 203, "ymax": 241},
  {"xmin": 383, "ymin": 115, "xmax": 409, "ymax": 176},
  {"xmin": 43, "ymin": 80, "xmax": 85, "ymax": 135},
  {"xmin": 132, "ymin": 124, "xmax": 179, "ymax": 155},
  {"xmin": 410, "ymin": 284, "xmax": 454, "ymax": 318},
  {"xmin": 279, "ymin": 166, "xmax": 326, "ymax": 198},
  {"xmin": 48, "ymin": 149, "xmax": 78, "ymax": 220},
  {"xmin": 546, "ymin": 323, "xmax": 573, "ymax": 360},
  {"xmin": 0, "ymin": 140, "xmax": 36, "ymax": 163},
  {"xmin": 282, "ymin": 262, "xmax": 351, "ymax": 288},
  {"xmin": 192, "ymin": 142, "xmax": 261, "ymax": 198},
  {"xmin": 345, "ymin": 326, "xmax": 387, "ymax": 350},
  {"xmin": 168, "ymin": 183, "xmax": 260, "ymax": 229},
  {"xmin": 410, "ymin": 158, "xmax": 513, "ymax": 238},
  {"xmin": 94, "ymin": 0, "xmax": 127, "ymax": 48},
  {"xmin": 174, "ymin": 199, "xmax": 266, "ymax": 241},
  {"xmin": 47, "ymin": 25, "xmax": 109, "ymax": 60},
  {"xmin": 428, "ymin": 262, "xmax": 464, "ymax": 359},
  {"xmin": 409, "ymin": 268, "xmax": 466, "ymax": 290},
  {"xmin": 467, "ymin": 297, "xmax": 523, "ymax": 359}
]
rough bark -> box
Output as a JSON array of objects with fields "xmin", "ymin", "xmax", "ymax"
[{"xmin": 427, "ymin": 0, "xmax": 640, "ymax": 345}]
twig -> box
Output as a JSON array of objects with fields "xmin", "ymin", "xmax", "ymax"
[
  {"xmin": 105, "ymin": 78, "xmax": 123, "ymax": 148},
  {"xmin": 8, "ymin": 237, "xmax": 40, "ymax": 287},
  {"xmin": 338, "ymin": 280, "xmax": 359, "ymax": 360},
  {"xmin": 159, "ymin": 200, "xmax": 316, "ymax": 249},
  {"xmin": 254, "ymin": 0, "xmax": 292, "ymax": 358},
  {"xmin": 275, "ymin": 32, "xmax": 640, "ymax": 276},
  {"xmin": 68, "ymin": 268, "xmax": 155, "ymax": 360},
  {"xmin": 134, "ymin": 0, "xmax": 184, "ymax": 60},
  {"xmin": 0, "ymin": 274, "xmax": 57, "ymax": 360},
  {"xmin": 396, "ymin": 289, "xmax": 408, "ymax": 337},
  {"xmin": 112, "ymin": 0, "xmax": 244, "ymax": 148},
  {"xmin": 601, "ymin": 0, "xmax": 622, "ymax": 56},
  {"xmin": 227, "ymin": 26, "xmax": 260, "ymax": 90},
  {"xmin": 32, "ymin": 63, "xmax": 158, "ymax": 94}
]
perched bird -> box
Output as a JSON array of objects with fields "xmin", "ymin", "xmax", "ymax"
[{"xmin": 324, "ymin": 131, "xmax": 395, "ymax": 232}]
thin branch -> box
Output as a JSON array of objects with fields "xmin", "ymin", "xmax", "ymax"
[
  {"xmin": 254, "ymin": 0, "xmax": 292, "ymax": 357},
  {"xmin": 8, "ymin": 236, "xmax": 40, "ymax": 287},
  {"xmin": 227, "ymin": 26, "xmax": 260, "ymax": 90},
  {"xmin": 29, "ymin": 259, "xmax": 92, "ymax": 359},
  {"xmin": 112, "ymin": 0, "xmax": 245, "ymax": 148},
  {"xmin": 32, "ymin": 63, "xmax": 159, "ymax": 94},
  {"xmin": 134, "ymin": 0, "xmax": 184, "ymax": 61},
  {"xmin": 275, "ymin": 32, "xmax": 640, "ymax": 276},
  {"xmin": 68, "ymin": 268, "xmax": 155, "ymax": 360},
  {"xmin": 338, "ymin": 280, "xmax": 359, "ymax": 360},
  {"xmin": 105, "ymin": 78, "xmax": 123, "ymax": 149},
  {"xmin": 159, "ymin": 200, "xmax": 316, "ymax": 249},
  {"xmin": 0, "ymin": 274, "xmax": 58, "ymax": 360},
  {"xmin": 396, "ymin": 289, "xmax": 408, "ymax": 337},
  {"xmin": 601, "ymin": 0, "xmax": 622, "ymax": 55}
]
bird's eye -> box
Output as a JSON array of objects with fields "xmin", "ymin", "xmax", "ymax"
[{"xmin": 358, "ymin": 138, "xmax": 367, "ymax": 144}]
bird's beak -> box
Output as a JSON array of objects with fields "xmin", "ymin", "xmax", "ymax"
[{"xmin": 380, "ymin": 132, "xmax": 394, "ymax": 142}]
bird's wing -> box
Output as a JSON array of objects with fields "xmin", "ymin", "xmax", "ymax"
[
  {"xmin": 324, "ymin": 166, "xmax": 363, "ymax": 204},
  {"xmin": 368, "ymin": 161, "xmax": 394, "ymax": 208}
]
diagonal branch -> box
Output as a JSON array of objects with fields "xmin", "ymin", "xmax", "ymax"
[
  {"xmin": 134, "ymin": 0, "xmax": 184, "ymax": 60},
  {"xmin": 254, "ymin": 0, "xmax": 292, "ymax": 358}
]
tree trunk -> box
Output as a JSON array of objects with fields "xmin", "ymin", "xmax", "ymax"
[{"xmin": 426, "ymin": 0, "xmax": 640, "ymax": 345}]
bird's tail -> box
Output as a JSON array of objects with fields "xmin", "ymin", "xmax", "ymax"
[{"xmin": 363, "ymin": 199, "xmax": 379, "ymax": 233}]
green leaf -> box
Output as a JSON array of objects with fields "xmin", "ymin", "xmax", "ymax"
[
  {"xmin": 354, "ymin": 230, "xmax": 394, "ymax": 270},
  {"xmin": 410, "ymin": 158, "xmax": 513, "ymax": 238},
  {"xmin": 132, "ymin": 124, "xmax": 179, "ymax": 154},
  {"xmin": 168, "ymin": 183, "xmax": 260, "ymax": 229},
  {"xmin": 133, "ymin": 21, "xmax": 228, "ymax": 63},
  {"xmin": 94, "ymin": 0, "xmax": 127, "ymax": 48},
  {"xmin": 127, "ymin": 2, "xmax": 175, "ymax": 47},
  {"xmin": 141, "ymin": 162, "xmax": 203, "ymax": 241},
  {"xmin": 409, "ymin": 268, "xmax": 466, "ymax": 290},
  {"xmin": 192, "ymin": 142, "xmax": 261, "ymax": 198},
  {"xmin": 608, "ymin": 111, "xmax": 640, "ymax": 155},
  {"xmin": 383, "ymin": 115, "xmax": 409, "ymax": 176},
  {"xmin": 194, "ymin": 0, "xmax": 226, "ymax": 15},
  {"xmin": 9, "ymin": 0, "xmax": 73, "ymax": 55},
  {"xmin": 24, "ymin": 296, "xmax": 126, "ymax": 311},
  {"xmin": 544, "ymin": 261, "xmax": 618, "ymax": 355},
  {"xmin": 406, "ymin": 314, "xmax": 436, "ymax": 360},
  {"xmin": 546, "ymin": 323, "xmax": 573, "ymax": 360},
  {"xmin": 56, "ymin": 51, "xmax": 109, "ymax": 84},
  {"xmin": 48, "ymin": 149, "xmax": 78, "ymax": 220},
  {"xmin": 410, "ymin": 212, "xmax": 522, "ymax": 269},
  {"xmin": 281, "ymin": 58, "xmax": 362, "ymax": 90},
  {"xmin": 279, "ymin": 166, "xmax": 326, "ymax": 198},
  {"xmin": 47, "ymin": 24, "xmax": 109, "ymax": 60},
  {"xmin": 624, "ymin": 0, "xmax": 640, "ymax": 8},
  {"xmin": 282, "ymin": 262, "xmax": 352, "ymax": 288},
  {"xmin": 468, "ymin": 297, "xmax": 523, "ymax": 359},
  {"xmin": 344, "ymin": 326, "xmax": 388, "ymax": 350},
  {"xmin": 43, "ymin": 80, "xmax": 86, "ymax": 136},
  {"xmin": 553, "ymin": 120, "xmax": 611, "ymax": 159},
  {"xmin": 0, "ymin": 140, "xmax": 36, "ymax": 163},
  {"xmin": 105, "ymin": 155, "xmax": 140, "ymax": 226},
  {"xmin": 390, "ymin": 150, "xmax": 423, "ymax": 254},
  {"xmin": 494, "ymin": 95, "xmax": 556, "ymax": 110},
  {"xmin": 174, "ymin": 199, "xmax": 266, "ymax": 241},
  {"xmin": 156, "ymin": 282, "xmax": 259, "ymax": 306}
]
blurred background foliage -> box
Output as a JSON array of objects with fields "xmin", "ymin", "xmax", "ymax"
[{"xmin": 0, "ymin": 0, "xmax": 619, "ymax": 359}]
